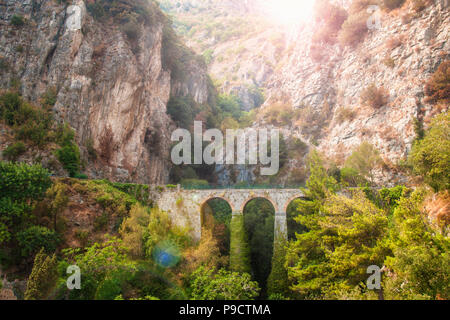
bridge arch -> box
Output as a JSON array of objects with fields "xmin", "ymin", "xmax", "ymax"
[
  {"xmin": 200, "ymin": 196, "xmax": 234, "ymax": 212},
  {"xmin": 283, "ymin": 194, "xmax": 308, "ymax": 212},
  {"xmin": 240, "ymin": 196, "xmax": 278, "ymax": 213}
]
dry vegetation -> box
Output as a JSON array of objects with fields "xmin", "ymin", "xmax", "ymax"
[{"xmin": 360, "ymin": 84, "xmax": 390, "ymax": 109}]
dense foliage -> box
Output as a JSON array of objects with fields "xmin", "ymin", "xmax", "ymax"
[{"xmin": 410, "ymin": 112, "xmax": 449, "ymax": 191}]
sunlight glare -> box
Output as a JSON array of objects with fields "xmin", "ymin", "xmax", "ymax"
[{"xmin": 264, "ymin": 0, "xmax": 316, "ymax": 25}]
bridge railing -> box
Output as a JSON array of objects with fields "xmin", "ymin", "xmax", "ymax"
[{"xmin": 180, "ymin": 184, "xmax": 304, "ymax": 190}]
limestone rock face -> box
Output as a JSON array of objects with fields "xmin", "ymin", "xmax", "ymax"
[
  {"xmin": 0, "ymin": 0, "xmax": 210, "ymax": 184},
  {"xmin": 260, "ymin": 2, "xmax": 449, "ymax": 185}
]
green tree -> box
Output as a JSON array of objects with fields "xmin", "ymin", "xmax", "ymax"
[
  {"xmin": 287, "ymin": 190, "xmax": 390, "ymax": 299},
  {"xmin": 188, "ymin": 266, "xmax": 260, "ymax": 300},
  {"xmin": 243, "ymin": 198, "xmax": 274, "ymax": 297},
  {"xmin": 55, "ymin": 125, "xmax": 81, "ymax": 177},
  {"xmin": 410, "ymin": 112, "xmax": 450, "ymax": 191},
  {"xmin": 45, "ymin": 182, "xmax": 69, "ymax": 231},
  {"xmin": 267, "ymin": 238, "xmax": 289, "ymax": 299},
  {"xmin": 383, "ymin": 189, "xmax": 450, "ymax": 300},
  {"xmin": 0, "ymin": 162, "xmax": 51, "ymax": 245},
  {"xmin": 344, "ymin": 142, "xmax": 382, "ymax": 185},
  {"xmin": 17, "ymin": 226, "xmax": 60, "ymax": 257},
  {"xmin": 61, "ymin": 238, "xmax": 136, "ymax": 300},
  {"xmin": 24, "ymin": 249, "xmax": 58, "ymax": 300},
  {"xmin": 229, "ymin": 214, "xmax": 251, "ymax": 274}
]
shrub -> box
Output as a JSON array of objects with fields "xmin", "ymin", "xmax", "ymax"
[
  {"xmin": 121, "ymin": 20, "xmax": 140, "ymax": 41},
  {"xmin": 383, "ymin": 0, "xmax": 406, "ymax": 10},
  {"xmin": 74, "ymin": 173, "xmax": 88, "ymax": 179},
  {"xmin": 3, "ymin": 142, "xmax": 26, "ymax": 161},
  {"xmin": 119, "ymin": 204, "xmax": 150, "ymax": 257},
  {"xmin": 338, "ymin": 12, "xmax": 368, "ymax": 47},
  {"xmin": 345, "ymin": 142, "xmax": 382, "ymax": 185},
  {"xmin": 0, "ymin": 92, "xmax": 54, "ymax": 147},
  {"xmin": 262, "ymin": 103, "xmax": 301, "ymax": 126},
  {"xmin": 340, "ymin": 167, "xmax": 367, "ymax": 187},
  {"xmin": 180, "ymin": 179, "xmax": 209, "ymax": 188},
  {"xmin": 85, "ymin": 138, "xmax": 97, "ymax": 160},
  {"xmin": 41, "ymin": 88, "xmax": 57, "ymax": 107},
  {"xmin": 0, "ymin": 57, "xmax": 8, "ymax": 73},
  {"xmin": 188, "ymin": 266, "xmax": 260, "ymax": 300},
  {"xmin": 411, "ymin": 0, "xmax": 432, "ymax": 13},
  {"xmin": 10, "ymin": 15, "xmax": 25, "ymax": 27},
  {"xmin": 424, "ymin": 61, "xmax": 450, "ymax": 105},
  {"xmin": 87, "ymin": 2, "xmax": 105, "ymax": 19},
  {"xmin": 313, "ymin": 0, "xmax": 348, "ymax": 44},
  {"xmin": 0, "ymin": 162, "xmax": 51, "ymax": 202},
  {"xmin": 348, "ymin": 0, "xmax": 374, "ymax": 15},
  {"xmin": 336, "ymin": 107, "xmax": 357, "ymax": 123},
  {"xmin": 382, "ymin": 57, "xmax": 396, "ymax": 68},
  {"xmin": 17, "ymin": 226, "xmax": 60, "ymax": 257},
  {"xmin": 360, "ymin": 84, "xmax": 389, "ymax": 109},
  {"xmin": 94, "ymin": 212, "xmax": 109, "ymax": 231},
  {"xmin": 0, "ymin": 92, "xmax": 22, "ymax": 125}
]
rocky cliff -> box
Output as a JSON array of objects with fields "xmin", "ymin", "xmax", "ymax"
[
  {"xmin": 163, "ymin": 0, "xmax": 449, "ymax": 186},
  {"xmin": 263, "ymin": 0, "xmax": 449, "ymax": 184},
  {"xmin": 0, "ymin": 0, "xmax": 211, "ymax": 184}
]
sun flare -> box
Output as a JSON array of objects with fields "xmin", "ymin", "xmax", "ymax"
[{"xmin": 264, "ymin": 0, "xmax": 316, "ymax": 25}]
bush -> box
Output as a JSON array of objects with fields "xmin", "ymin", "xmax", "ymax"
[
  {"xmin": 17, "ymin": 226, "xmax": 60, "ymax": 257},
  {"xmin": 348, "ymin": 0, "xmax": 374, "ymax": 15},
  {"xmin": 180, "ymin": 179, "xmax": 209, "ymax": 188},
  {"xmin": 0, "ymin": 162, "xmax": 51, "ymax": 202},
  {"xmin": 336, "ymin": 107, "xmax": 357, "ymax": 123},
  {"xmin": 10, "ymin": 15, "xmax": 25, "ymax": 27},
  {"xmin": 121, "ymin": 20, "xmax": 140, "ymax": 41},
  {"xmin": 340, "ymin": 167, "xmax": 367, "ymax": 187},
  {"xmin": 262, "ymin": 103, "xmax": 301, "ymax": 127},
  {"xmin": 424, "ymin": 61, "xmax": 450, "ymax": 105},
  {"xmin": 3, "ymin": 142, "xmax": 26, "ymax": 161},
  {"xmin": 0, "ymin": 57, "xmax": 8, "ymax": 73},
  {"xmin": 41, "ymin": 88, "xmax": 57, "ymax": 107},
  {"xmin": 338, "ymin": 12, "xmax": 368, "ymax": 47},
  {"xmin": 188, "ymin": 266, "xmax": 260, "ymax": 300},
  {"xmin": 0, "ymin": 92, "xmax": 53, "ymax": 147},
  {"xmin": 313, "ymin": 0, "xmax": 348, "ymax": 44},
  {"xmin": 360, "ymin": 84, "xmax": 389, "ymax": 109},
  {"xmin": 74, "ymin": 173, "xmax": 88, "ymax": 179},
  {"xmin": 0, "ymin": 92, "xmax": 22, "ymax": 126},
  {"xmin": 411, "ymin": 0, "xmax": 432, "ymax": 13},
  {"xmin": 344, "ymin": 142, "xmax": 382, "ymax": 185},
  {"xmin": 383, "ymin": 0, "xmax": 406, "ymax": 10}
]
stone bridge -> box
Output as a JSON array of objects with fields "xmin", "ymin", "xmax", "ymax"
[{"xmin": 155, "ymin": 187, "xmax": 305, "ymax": 242}]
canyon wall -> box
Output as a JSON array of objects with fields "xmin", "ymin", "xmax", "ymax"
[{"xmin": 0, "ymin": 0, "xmax": 211, "ymax": 184}]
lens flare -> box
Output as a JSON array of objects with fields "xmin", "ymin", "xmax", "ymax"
[
  {"xmin": 152, "ymin": 240, "xmax": 181, "ymax": 268},
  {"xmin": 264, "ymin": 0, "xmax": 316, "ymax": 25}
]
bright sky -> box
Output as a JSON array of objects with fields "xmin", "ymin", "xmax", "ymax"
[{"xmin": 263, "ymin": 0, "xmax": 317, "ymax": 25}]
